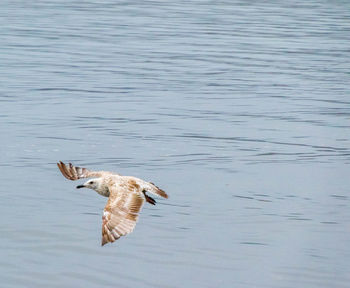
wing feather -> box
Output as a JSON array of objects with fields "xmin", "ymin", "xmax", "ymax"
[
  {"xmin": 101, "ymin": 180, "xmax": 145, "ymax": 246},
  {"xmin": 57, "ymin": 161, "xmax": 104, "ymax": 180}
]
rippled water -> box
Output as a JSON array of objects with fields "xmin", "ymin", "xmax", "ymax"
[{"xmin": 1, "ymin": 1, "xmax": 350, "ymax": 287}]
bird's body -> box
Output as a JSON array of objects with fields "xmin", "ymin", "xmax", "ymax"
[{"xmin": 57, "ymin": 161, "xmax": 168, "ymax": 246}]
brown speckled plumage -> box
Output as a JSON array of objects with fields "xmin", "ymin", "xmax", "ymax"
[{"xmin": 57, "ymin": 161, "xmax": 168, "ymax": 246}]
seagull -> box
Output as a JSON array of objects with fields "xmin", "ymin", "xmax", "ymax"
[{"xmin": 57, "ymin": 161, "xmax": 168, "ymax": 246}]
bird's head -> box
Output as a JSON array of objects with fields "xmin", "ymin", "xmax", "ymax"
[{"xmin": 76, "ymin": 178, "xmax": 103, "ymax": 191}]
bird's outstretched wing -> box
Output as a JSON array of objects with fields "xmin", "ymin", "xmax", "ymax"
[
  {"xmin": 101, "ymin": 179, "xmax": 145, "ymax": 246},
  {"xmin": 57, "ymin": 161, "xmax": 105, "ymax": 180}
]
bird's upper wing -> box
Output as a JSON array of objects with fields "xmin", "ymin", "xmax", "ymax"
[
  {"xmin": 57, "ymin": 161, "xmax": 110, "ymax": 180},
  {"xmin": 101, "ymin": 179, "xmax": 145, "ymax": 246}
]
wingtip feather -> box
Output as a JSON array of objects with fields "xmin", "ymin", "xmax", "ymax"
[{"xmin": 57, "ymin": 161, "xmax": 70, "ymax": 180}]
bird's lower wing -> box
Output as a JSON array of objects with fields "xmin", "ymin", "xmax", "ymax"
[
  {"xmin": 102, "ymin": 180, "xmax": 145, "ymax": 246},
  {"xmin": 57, "ymin": 161, "xmax": 104, "ymax": 180}
]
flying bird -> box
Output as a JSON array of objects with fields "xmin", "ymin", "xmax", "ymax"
[{"xmin": 57, "ymin": 161, "xmax": 168, "ymax": 246}]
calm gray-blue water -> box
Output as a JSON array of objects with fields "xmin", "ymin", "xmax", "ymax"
[{"xmin": 1, "ymin": 1, "xmax": 349, "ymax": 287}]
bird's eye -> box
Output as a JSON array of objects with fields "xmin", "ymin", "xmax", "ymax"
[{"xmin": 90, "ymin": 181, "xmax": 94, "ymax": 184}]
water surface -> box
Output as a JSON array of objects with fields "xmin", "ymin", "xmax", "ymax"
[{"xmin": 0, "ymin": 1, "xmax": 350, "ymax": 287}]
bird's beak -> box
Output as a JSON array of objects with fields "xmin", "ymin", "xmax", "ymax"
[{"xmin": 76, "ymin": 184, "xmax": 85, "ymax": 189}]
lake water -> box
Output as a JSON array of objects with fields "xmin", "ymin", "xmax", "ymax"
[{"xmin": 1, "ymin": 1, "xmax": 349, "ymax": 287}]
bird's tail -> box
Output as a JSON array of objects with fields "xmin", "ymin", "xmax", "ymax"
[
  {"xmin": 149, "ymin": 182, "xmax": 168, "ymax": 199},
  {"xmin": 142, "ymin": 181, "xmax": 168, "ymax": 199}
]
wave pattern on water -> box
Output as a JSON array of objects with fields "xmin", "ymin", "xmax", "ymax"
[{"xmin": 0, "ymin": 1, "xmax": 349, "ymax": 288}]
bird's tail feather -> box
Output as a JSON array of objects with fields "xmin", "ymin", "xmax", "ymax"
[{"xmin": 144, "ymin": 182, "xmax": 168, "ymax": 199}]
